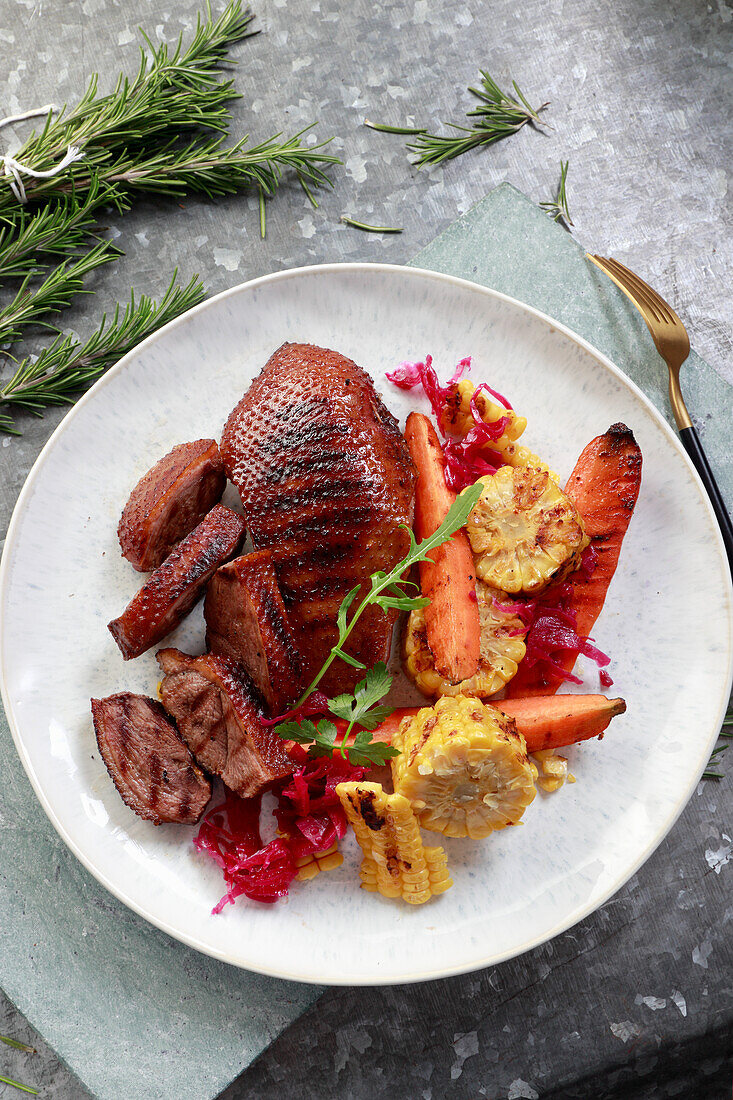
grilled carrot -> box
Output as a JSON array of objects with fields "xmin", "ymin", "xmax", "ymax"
[
  {"xmin": 506, "ymin": 423, "xmax": 642, "ymax": 696},
  {"xmin": 333, "ymin": 693, "xmax": 626, "ymax": 755},
  {"xmin": 404, "ymin": 412, "xmax": 480, "ymax": 682}
]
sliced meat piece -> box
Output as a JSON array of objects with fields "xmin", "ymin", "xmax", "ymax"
[
  {"xmin": 219, "ymin": 342, "xmax": 416, "ymax": 694},
  {"xmin": 91, "ymin": 693, "xmax": 211, "ymax": 825},
  {"xmin": 118, "ymin": 439, "xmax": 226, "ymax": 571},
  {"xmin": 204, "ymin": 550, "xmax": 305, "ymax": 716},
  {"xmin": 109, "ymin": 504, "xmax": 246, "ymax": 660},
  {"xmin": 157, "ymin": 648, "xmax": 292, "ymax": 798}
]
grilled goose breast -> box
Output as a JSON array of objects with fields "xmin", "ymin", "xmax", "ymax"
[
  {"xmin": 91, "ymin": 693, "xmax": 211, "ymax": 825},
  {"xmin": 220, "ymin": 343, "xmax": 416, "ymax": 694}
]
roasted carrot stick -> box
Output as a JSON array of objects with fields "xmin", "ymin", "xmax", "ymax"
[
  {"xmin": 506, "ymin": 423, "xmax": 642, "ymax": 697},
  {"xmin": 404, "ymin": 412, "xmax": 480, "ymax": 682},
  {"xmin": 330, "ymin": 694, "xmax": 626, "ymax": 755}
]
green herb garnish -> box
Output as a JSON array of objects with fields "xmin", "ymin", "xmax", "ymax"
[
  {"xmin": 340, "ymin": 216, "xmax": 403, "ymax": 234},
  {"xmin": 0, "ymin": 1036, "xmax": 36, "ymax": 1053},
  {"xmin": 0, "ymin": 1074, "xmax": 39, "ymax": 1095},
  {"xmin": 368, "ymin": 70, "xmax": 548, "ymax": 168},
  {"xmin": 540, "ymin": 160, "xmax": 573, "ymax": 227},
  {"xmin": 275, "ymin": 482, "xmax": 483, "ymax": 765}
]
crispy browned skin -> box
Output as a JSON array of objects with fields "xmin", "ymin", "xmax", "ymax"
[
  {"xmin": 219, "ymin": 343, "xmax": 416, "ymax": 694},
  {"xmin": 91, "ymin": 693, "xmax": 212, "ymax": 825},
  {"xmin": 118, "ymin": 439, "xmax": 226, "ymax": 571},
  {"xmin": 109, "ymin": 504, "xmax": 246, "ymax": 660},
  {"xmin": 204, "ymin": 550, "xmax": 305, "ymax": 716},
  {"xmin": 157, "ymin": 648, "xmax": 292, "ymax": 798}
]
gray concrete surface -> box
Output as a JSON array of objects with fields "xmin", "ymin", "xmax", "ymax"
[{"xmin": 1, "ymin": 0, "xmax": 731, "ymax": 1096}]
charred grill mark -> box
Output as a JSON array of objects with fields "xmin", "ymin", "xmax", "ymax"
[
  {"xmin": 357, "ymin": 791, "xmax": 384, "ymax": 831},
  {"xmin": 257, "ymin": 420, "xmax": 349, "ymax": 456},
  {"xmin": 255, "ymin": 583, "xmax": 304, "ymax": 675},
  {"xmin": 148, "ymin": 750, "xmax": 162, "ymax": 809},
  {"xmin": 260, "ymin": 450, "xmax": 353, "ymax": 485},
  {"xmin": 271, "ymin": 395, "xmax": 329, "ymax": 420},
  {"xmin": 260, "ymin": 507, "xmax": 373, "ymax": 543},
  {"xmin": 245, "ymin": 477, "xmax": 366, "ymax": 515}
]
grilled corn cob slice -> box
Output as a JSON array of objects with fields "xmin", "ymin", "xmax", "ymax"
[
  {"xmin": 467, "ymin": 465, "xmax": 589, "ymax": 595},
  {"xmin": 440, "ymin": 379, "xmax": 558, "ymax": 481},
  {"xmin": 403, "ymin": 580, "xmax": 527, "ymax": 699},
  {"xmin": 336, "ymin": 782, "xmax": 452, "ymax": 904},
  {"xmin": 390, "ymin": 696, "xmax": 536, "ymax": 839}
]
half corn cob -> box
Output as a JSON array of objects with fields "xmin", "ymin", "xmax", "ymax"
[
  {"xmin": 390, "ymin": 696, "xmax": 537, "ymax": 839},
  {"xmin": 467, "ymin": 465, "xmax": 589, "ymax": 595}
]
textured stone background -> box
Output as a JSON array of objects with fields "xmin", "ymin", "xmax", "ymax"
[{"xmin": 1, "ymin": 0, "xmax": 732, "ymax": 1097}]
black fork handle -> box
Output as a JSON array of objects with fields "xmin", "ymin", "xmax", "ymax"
[{"xmin": 679, "ymin": 425, "xmax": 733, "ymax": 579}]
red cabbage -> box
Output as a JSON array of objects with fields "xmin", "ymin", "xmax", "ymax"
[
  {"xmin": 515, "ymin": 571, "xmax": 612, "ymax": 688},
  {"xmin": 386, "ymin": 356, "xmax": 514, "ymax": 492},
  {"xmin": 194, "ymin": 751, "xmax": 366, "ymax": 912}
]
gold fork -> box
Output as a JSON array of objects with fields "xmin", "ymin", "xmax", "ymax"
[{"xmin": 587, "ymin": 254, "xmax": 733, "ymax": 573}]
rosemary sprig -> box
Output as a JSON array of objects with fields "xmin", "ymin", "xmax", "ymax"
[
  {"xmin": 0, "ymin": 179, "xmax": 118, "ymax": 279},
  {"xmin": 540, "ymin": 160, "xmax": 573, "ymax": 227},
  {"xmin": 274, "ymin": 483, "xmax": 483, "ymax": 765},
  {"xmin": 703, "ymin": 710, "xmax": 732, "ymax": 780},
  {"xmin": 0, "ymin": 240, "xmax": 120, "ymax": 346},
  {"xmin": 0, "ymin": 1, "xmax": 340, "ymax": 431},
  {"xmin": 340, "ymin": 216, "xmax": 403, "ymax": 233},
  {"xmin": 63, "ymin": 128, "xmax": 340, "ymax": 204},
  {"xmin": 0, "ymin": 274, "xmax": 206, "ymax": 432},
  {"xmin": 369, "ymin": 70, "xmax": 548, "ymax": 168}
]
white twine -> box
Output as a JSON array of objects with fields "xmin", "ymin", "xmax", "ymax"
[{"xmin": 0, "ymin": 103, "xmax": 84, "ymax": 203}]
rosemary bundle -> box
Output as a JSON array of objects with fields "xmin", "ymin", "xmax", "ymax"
[
  {"xmin": 0, "ymin": 0, "xmax": 339, "ymax": 434},
  {"xmin": 367, "ymin": 69, "xmax": 548, "ymax": 168}
]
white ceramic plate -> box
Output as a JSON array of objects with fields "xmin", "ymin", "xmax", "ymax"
[{"xmin": 1, "ymin": 264, "xmax": 731, "ymax": 985}]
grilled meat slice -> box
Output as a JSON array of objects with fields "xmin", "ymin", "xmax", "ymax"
[
  {"xmin": 204, "ymin": 550, "xmax": 305, "ymax": 716},
  {"xmin": 109, "ymin": 504, "xmax": 246, "ymax": 660},
  {"xmin": 157, "ymin": 648, "xmax": 292, "ymax": 798},
  {"xmin": 91, "ymin": 693, "xmax": 211, "ymax": 825},
  {"xmin": 219, "ymin": 343, "xmax": 416, "ymax": 694},
  {"xmin": 118, "ymin": 439, "xmax": 226, "ymax": 571}
]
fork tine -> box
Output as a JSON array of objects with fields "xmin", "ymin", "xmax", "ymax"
[
  {"xmin": 602, "ymin": 257, "xmax": 680, "ymax": 327},
  {"xmin": 601, "ymin": 258, "xmax": 668, "ymax": 324},
  {"xmin": 589, "ymin": 255, "xmax": 664, "ymax": 327}
]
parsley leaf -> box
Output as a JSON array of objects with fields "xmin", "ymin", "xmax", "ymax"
[
  {"xmin": 349, "ymin": 728, "xmax": 400, "ymax": 766},
  {"xmin": 328, "ymin": 662, "xmax": 393, "ymax": 728}
]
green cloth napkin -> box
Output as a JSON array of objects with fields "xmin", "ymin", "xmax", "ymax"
[{"xmin": 1, "ymin": 183, "xmax": 730, "ymax": 1100}]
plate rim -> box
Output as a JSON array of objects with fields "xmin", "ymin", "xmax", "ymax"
[{"xmin": 1, "ymin": 260, "xmax": 731, "ymax": 986}]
